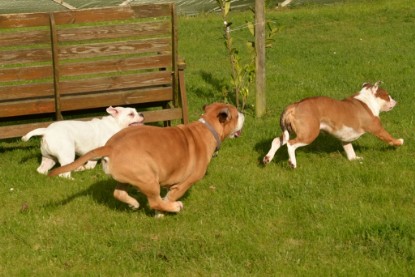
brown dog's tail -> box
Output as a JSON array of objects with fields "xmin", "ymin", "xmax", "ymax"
[
  {"xmin": 280, "ymin": 104, "xmax": 296, "ymax": 134},
  {"xmin": 48, "ymin": 146, "xmax": 111, "ymax": 177}
]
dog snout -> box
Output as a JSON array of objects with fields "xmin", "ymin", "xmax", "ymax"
[{"xmin": 387, "ymin": 98, "xmax": 397, "ymax": 111}]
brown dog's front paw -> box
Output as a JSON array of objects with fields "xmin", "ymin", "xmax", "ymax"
[
  {"xmin": 174, "ymin": 201, "xmax": 184, "ymax": 212},
  {"xmin": 128, "ymin": 203, "xmax": 140, "ymax": 210},
  {"xmin": 390, "ymin": 138, "xmax": 404, "ymax": 146}
]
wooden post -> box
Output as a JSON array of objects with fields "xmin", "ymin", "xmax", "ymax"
[
  {"xmin": 255, "ymin": 0, "xmax": 266, "ymax": 117},
  {"xmin": 49, "ymin": 13, "xmax": 63, "ymax": 121},
  {"xmin": 171, "ymin": 3, "xmax": 179, "ymax": 108}
]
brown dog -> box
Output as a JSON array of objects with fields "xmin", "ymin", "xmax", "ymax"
[
  {"xmin": 49, "ymin": 103, "xmax": 244, "ymax": 214},
  {"xmin": 263, "ymin": 82, "xmax": 403, "ymax": 168}
]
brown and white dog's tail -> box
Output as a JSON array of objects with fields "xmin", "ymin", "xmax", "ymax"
[
  {"xmin": 280, "ymin": 105, "xmax": 296, "ymax": 135},
  {"xmin": 48, "ymin": 146, "xmax": 111, "ymax": 177}
]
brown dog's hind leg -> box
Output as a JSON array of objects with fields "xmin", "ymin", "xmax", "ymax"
[
  {"xmin": 137, "ymin": 181, "xmax": 183, "ymax": 213},
  {"xmin": 286, "ymin": 122, "xmax": 320, "ymax": 168},
  {"xmin": 164, "ymin": 178, "xmax": 198, "ymax": 203},
  {"xmin": 113, "ymin": 183, "xmax": 140, "ymax": 210}
]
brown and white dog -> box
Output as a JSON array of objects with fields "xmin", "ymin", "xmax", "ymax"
[
  {"xmin": 49, "ymin": 103, "xmax": 244, "ymax": 215},
  {"xmin": 263, "ymin": 82, "xmax": 403, "ymax": 168}
]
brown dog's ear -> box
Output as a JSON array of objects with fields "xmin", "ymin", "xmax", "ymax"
[{"xmin": 217, "ymin": 108, "xmax": 230, "ymax": 123}]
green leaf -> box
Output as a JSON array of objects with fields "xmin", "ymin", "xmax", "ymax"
[
  {"xmin": 246, "ymin": 41, "xmax": 255, "ymax": 49},
  {"xmin": 247, "ymin": 21, "xmax": 255, "ymax": 36},
  {"xmin": 224, "ymin": 1, "xmax": 231, "ymax": 16}
]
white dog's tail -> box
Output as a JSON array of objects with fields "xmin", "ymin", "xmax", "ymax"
[
  {"xmin": 48, "ymin": 146, "xmax": 112, "ymax": 177},
  {"xmin": 21, "ymin": 128, "xmax": 47, "ymax": 142}
]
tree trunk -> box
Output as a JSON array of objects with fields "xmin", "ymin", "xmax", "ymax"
[{"xmin": 255, "ymin": 0, "xmax": 266, "ymax": 117}]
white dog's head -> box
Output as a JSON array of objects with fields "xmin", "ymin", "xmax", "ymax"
[
  {"xmin": 354, "ymin": 81, "xmax": 397, "ymax": 116},
  {"xmin": 106, "ymin": 106, "xmax": 144, "ymax": 128}
]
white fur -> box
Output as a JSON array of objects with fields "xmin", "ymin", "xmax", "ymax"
[
  {"xmin": 353, "ymin": 86, "xmax": 381, "ymax": 116},
  {"xmin": 22, "ymin": 106, "xmax": 144, "ymax": 178},
  {"xmin": 228, "ymin": 112, "xmax": 245, "ymax": 138},
  {"xmin": 321, "ymin": 123, "xmax": 364, "ymax": 142}
]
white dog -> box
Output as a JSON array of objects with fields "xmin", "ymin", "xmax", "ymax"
[{"xmin": 22, "ymin": 106, "xmax": 144, "ymax": 178}]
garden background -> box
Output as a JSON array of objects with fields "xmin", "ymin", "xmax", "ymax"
[{"xmin": 1, "ymin": 0, "xmax": 414, "ymax": 275}]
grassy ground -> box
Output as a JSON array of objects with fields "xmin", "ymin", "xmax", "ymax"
[{"xmin": 1, "ymin": 0, "xmax": 415, "ymax": 275}]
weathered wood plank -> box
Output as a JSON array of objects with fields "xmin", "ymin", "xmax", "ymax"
[
  {"xmin": 57, "ymin": 21, "xmax": 171, "ymax": 42},
  {"xmin": 0, "ymin": 12, "xmax": 50, "ymax": 28},
  {"xmin": 0, "ymin": 66, "xmax": 53, "ymax": 82},
  {"xmin": 141, "ymin": 108, "xmax": 183, "ymax": 123},
  {"xmin": 53, "ymin": 4, "xmax": 172, "ymax": 25},
  {"xmin": 0, "ymin": 121, "xmax": 53, "ymax": 139},
  {"xmin": 58, "ymin": 38, "xmax": 171, "ymax": 60},
  {"xmin": 59, "ymin": 71, "xmax": 172, "ymax": 95},
  {"xmin": 59, "ymin": 87, "xmax": 173, "ymax": 111},
  {"xmin": 60, "ymin": 54, "xmax": 171, "ymax": 76},
  {"xmin": 0, "ymin": 107, "xmax": 182, "ymax": 139},
  {"xmin": 0, "ymin": 48, "xmax": 52, "ymax": 65},
  {"xmin": 0, "ymin": 30, "xmax": 50, "ymax": 47},
  {"xmin": 0, "ymin": 98, "xmax": 55, "ymax": 117},
  {"xmin": 0, "ymin": 83, "xmax": 54, "ymax": 100}
]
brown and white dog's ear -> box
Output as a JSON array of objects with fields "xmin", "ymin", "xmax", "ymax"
[
  {"xmin": 217, "ymin": 107, "xmax": 231, "ymax": 123},
  {"xmin": 362, "ymin": 81, "xmax": 382, "ymax": 94},
  {"xmin": 373, "ymin": 80, "xmax": 382, "ymax": 91},
  {"xmin": 362, "ymin": 82, "xmax": 370, "ymax": 88}
]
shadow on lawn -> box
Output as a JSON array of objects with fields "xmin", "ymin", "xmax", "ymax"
[
  {"xmin": 192, "ymin": 70, "xmax": 237, "ymax": 105},
  {"xmin": 254, "ymin": 134, "xmax": 368, "ymax": 166},
  {"xmin": 44, "ymin": 178, "xmax": 191, "ymax": 217},
  {"xmin": 0, "ymin": 140, "xmax": 35, "ymax": 154}
]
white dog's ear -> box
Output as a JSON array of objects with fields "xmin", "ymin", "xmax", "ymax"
[
  {"xmin": 106, "ymin": 106, "xmax": 118, "ymax": 116},
  {"xmin": 217, "ymin": 108, "xmax": 230, "ymax": 123}
]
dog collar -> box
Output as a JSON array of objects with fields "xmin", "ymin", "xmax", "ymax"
[{"xmin": 199, "ymin": 118, "xmax": 221, "ymax": 152}]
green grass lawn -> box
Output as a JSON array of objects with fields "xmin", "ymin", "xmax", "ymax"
[{"xmin": 1, "ymin": 0, "xmax": 415, "ymax": 275}]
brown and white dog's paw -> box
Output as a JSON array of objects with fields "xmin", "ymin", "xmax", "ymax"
[
  {"xmin": 154, "ymin": 201, "xmax": 183, "ymax": 218},
  {"xmin": 263, "ymin": 155, "xmax": 271, "ymax": 164},
  {"xmin": 288, "ymin": 159, "xmax": 297, "ymax": 169},
  {"xmin": 128, "ymin": 202, "xmax": 140, "ymax": 211},
  {"xmin": 154, "ymin": 211, "xmax": 165, "ymax": 218},
  {"xmin": 350, "ymin": 156, "xmax": 363, "ymax": 161}
]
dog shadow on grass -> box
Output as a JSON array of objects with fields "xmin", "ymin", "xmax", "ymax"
[
  {"xmin": 193, "ymin": 70, "xmax": 237, "ymax": 104},
  {"xmin": 43, "ymin": 178, "xmax": 191, "ymax": 217},
  {"xmin": 0, "ymin": 139, "xmax": 36, "ymax": 154},
  {"xmin": 254, "ymin": 134, "xmax": 368, "ymax": 166}
]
